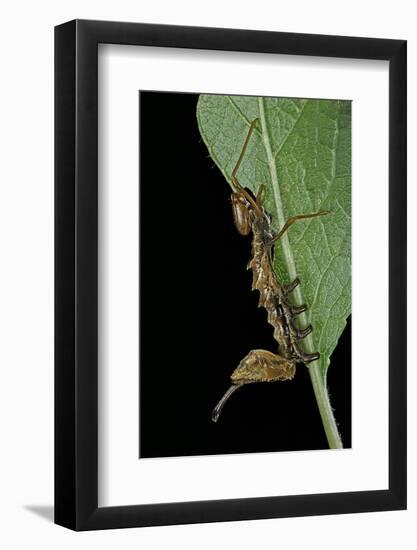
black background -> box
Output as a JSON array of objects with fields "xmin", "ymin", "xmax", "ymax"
[{"xmin": 139, "ymin": 91, "xmax": 351, "ymax": 458}]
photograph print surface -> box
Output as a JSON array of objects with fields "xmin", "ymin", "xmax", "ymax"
[{"xmin": 139, "ymin": 91, "xmax": 351, "ymax": 458}]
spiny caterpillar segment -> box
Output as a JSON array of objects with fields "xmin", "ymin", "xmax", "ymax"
[{"xmin": 212, "ymin": 119, "xmax": 329, "ymax": 423}]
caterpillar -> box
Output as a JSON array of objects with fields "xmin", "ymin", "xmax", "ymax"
[{"xmin": 212, "ymin": 119, "xmax": 329, "ymax": 422}]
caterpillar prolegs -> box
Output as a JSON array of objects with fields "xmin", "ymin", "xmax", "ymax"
[{"xmin": 212, "ymin": 119, "xmax": 329, "ymax": 423}]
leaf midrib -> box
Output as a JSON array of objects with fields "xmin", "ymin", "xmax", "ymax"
[{"xmin": 257, "ymin": 96, "xmax": 320, "ymax": 370}]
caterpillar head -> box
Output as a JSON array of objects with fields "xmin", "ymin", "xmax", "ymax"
[
  {"xmin": 231, "ymin": 192, "xmax": 252, "ymax": 236},
  {"xmin": 231, "ymin": 184, "xmax": 272, "ymax": 238}
]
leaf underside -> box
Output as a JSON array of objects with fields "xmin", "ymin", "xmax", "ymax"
[{"xmin": 197, "ymin": 95, "xmax": 351, "ymax": 381}]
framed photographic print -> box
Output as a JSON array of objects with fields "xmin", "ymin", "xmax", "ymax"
[{"xmin": 55, "ymin": 19, "xmax": 406, "ymax": 530}]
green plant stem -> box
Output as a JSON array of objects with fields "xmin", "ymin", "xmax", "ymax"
[
  {"xmin": 258, "ymin": 97, "xmax": 343, "ymax": 450},
  {"xmin": 309, "ymin": 364, "xmax": 343, "ymax": 449}
]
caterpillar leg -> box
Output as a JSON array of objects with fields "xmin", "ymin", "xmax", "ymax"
[
  {"xmin": 300, "ymin": 351, "xmax": 320, "ymax": 363},
  {"xmin": 291, "ymin": 304, "xmax": 307, "ymax": 315},
  {"xmin": 296, "ymin": 324, "xmax": 313, "ymax": 339},
  {"xmin": 287, "ymin": 320, "xmax": 313, "ymax": 340},
  {"xmin": 230, "ymin": 120, "xmax": 264, "ymax": 215},
  {"xmin": 292, "ymin": 340, "xmax": 320, "ymax": 363},
  {"xmin": 256, "ymin": 183, "xmax": 265, "ymax": 205},
  {"xmin": 232, "ymin": 119, "xmax": 259, "ymax": 185},
  {"xmin": 272, "ymin": 210, "xmax": 330, "ymax": 243},
  {"xmin": 282, "ymin": 277, "xmax": 300, "ymax": 295}
]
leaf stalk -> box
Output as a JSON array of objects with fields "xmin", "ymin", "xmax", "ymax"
[
  {"xmin": 258, "ymin": 97, "xmax": 343, "ymax": 449},
  {"xmin": 309, "ymin": 364, "xmax": 343, "ymax": 448}
]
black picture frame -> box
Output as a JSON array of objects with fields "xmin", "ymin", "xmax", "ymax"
[{"xmin": 55, "ymin": 19, "xmax": 407, "ymax": 531}]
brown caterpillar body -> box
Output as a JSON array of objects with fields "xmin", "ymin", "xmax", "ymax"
[
  {"xmin": 212, "ymin": 119, "xmax": 328, "ymax": 423},
  {"xmin": 247, "ymin": 206, "xmax": 321, "ymax": 365}
]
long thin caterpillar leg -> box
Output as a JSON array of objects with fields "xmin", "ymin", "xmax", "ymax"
[
  {"xmin": 230, "ymin": 119, "xmax": 262, "ymax": 213},
  {"xmin": 211, "ymin": 385, "xmax": 242, "ymax": 423},
  {"xmin": 272, "ymin": 210, "xmax": 330, "ymax": 243},
  {"xmin": 231, "ymin": 119, "xmax": 259, "ymax": 184},
  {"xmin": 256, "ymin": 183, "xmax": 265, "ymax": 205}
]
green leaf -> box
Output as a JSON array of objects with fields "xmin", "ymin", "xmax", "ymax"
[{"xmin": 197, "ymin": 95, "xmax": 351, "ymax": 382}]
